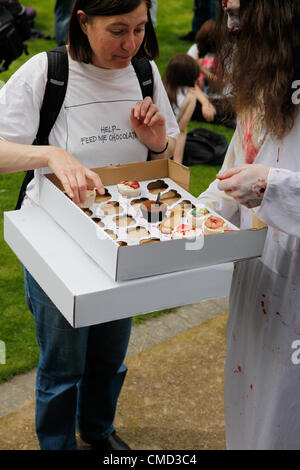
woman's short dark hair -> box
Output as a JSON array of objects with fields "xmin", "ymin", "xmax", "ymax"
[
  {"xmin": 163, "ymin": 53, "xmax": 200, "ymax": 108},
  {"xmin": 68, "ymin": 0, "xmax": 159, "ymax": 63}
]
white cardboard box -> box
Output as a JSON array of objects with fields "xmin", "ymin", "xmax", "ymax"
[
  {"xmin": 4, "ymin": 206, "xmax": 234, "ymax": 328},
  {"xmin": 36, "ymin": 159, "xmax": 267, "ymax": 281}
]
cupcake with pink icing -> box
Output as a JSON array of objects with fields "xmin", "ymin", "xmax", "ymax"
[{"xmin": 172, "ymin": 224, "xmax": 197, "ymax": 239}]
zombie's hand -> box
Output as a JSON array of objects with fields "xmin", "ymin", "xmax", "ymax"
[{"xmin": 217, "ymin": 164, "xmax": 270, "ymax": 208}]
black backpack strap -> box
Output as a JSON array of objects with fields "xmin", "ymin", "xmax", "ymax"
[
  {"xmin": 131, "ymin": 56, "xmax": 153, "ymax": 100},
  {"xmin": 131, "ymin": 57, "xmax": 153, "ymax": 160},
  {"xmin": 36, "ymin": 45, "xmax": 69, "ymax": 145},
  {"xmin": 15, "ymin": 45, "xmax": 69, "ymax": 209}
]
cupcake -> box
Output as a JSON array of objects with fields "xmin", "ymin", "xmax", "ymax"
[
  {"xmin": 80, "ymin": 185, "xmax": 96, "ymax": 209},
  {"xmin": 159, "ymin": 206, "xmax": 182, "ymax": 234},
  {"xmin": 117, "ymin": 181, "xmax": 141, "ymax": 198},
  {"xmin": 140, "ymin": 199, "xmax": 168, "ymax": 223},
  {"xmin": 203, "ymin": 215, "xmax": 227, "ymax": 235},
  {"xmin": 172, "ymin": 224, "xmax": 197, "ymax": 239},
  {"xmin": 187, "ymin": 207, "xmax": 210, "ymax": 227}
]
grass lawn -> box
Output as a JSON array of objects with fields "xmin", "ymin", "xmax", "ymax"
[{"xmin": 0, "ymin": 0, "xmax": 234, "ymax": 383}]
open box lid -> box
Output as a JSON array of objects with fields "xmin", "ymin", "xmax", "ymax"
[{"xmin": 46, "ymin": 159, "xmax": 191, "ymax": 193}]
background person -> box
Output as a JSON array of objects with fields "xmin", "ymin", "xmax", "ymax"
[
  {"xmin": 179, "ymin": 0, "xmax": 218, "ymax": 43},
  {"xmin": 0, "ymin": 0, "xmax": 178, "ymax": 450},
  {"xmin": 187, "ymin": 19, "xmax": 235, "ymax": 127},
  {"xmin": 54, "ymin": 0, "xmax": 74, "ymax": 46},
  {"xmin": 4, "ymin": 1, "xmax": 73, "ymax": 46},
  {"xmin": 150, "ymin": 0, "xmax": 157, "ymax": 27},
  {"xmin": 187, "ymin": 20, "xmax": 218, "ymax": 97},
  {"xmin": 163, "ymin": 52, "xmax": 217, "ymax": 127},
  {"xmin": 163, "ymin": 53, "xmax": 200, "ymax": 163}
]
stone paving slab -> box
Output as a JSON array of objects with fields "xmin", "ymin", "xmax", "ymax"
[
  {"xmin": 0, "ymin": 312, "xmax": 229, "ymax": 450},
  {"xmin": 0, "ymin": 298, "xmax": 228, "ymax": 418}
]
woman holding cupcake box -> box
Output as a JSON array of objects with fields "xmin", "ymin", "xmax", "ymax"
[{"xmin": 0, "ymin": 0, "xmax": 179, "ymax": 450}]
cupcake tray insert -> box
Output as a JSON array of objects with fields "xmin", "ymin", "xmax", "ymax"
[
  {"xmin": 82, "ymin": 177, "xmax": 235, "ymax": 247},
  {"xmin": 36, "ymin": 159, "xmax": 267, "ymax": 281}
]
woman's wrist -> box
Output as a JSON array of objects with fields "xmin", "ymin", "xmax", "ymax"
[
  {"xmin": 21, "ymin": 143, "xmax": 52, "ymax": 170},
  {"xmin": 37, "ymin": 145, "xmax": 58, "ymax": 168},
  {"xmin": 148, "ymin": 139, "xmax": 169, "ymax": 155}
]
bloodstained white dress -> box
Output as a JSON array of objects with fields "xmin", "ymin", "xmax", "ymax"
[{"xmin": 198, "ymin": 109, "xmax": 300, "ymax": 450}]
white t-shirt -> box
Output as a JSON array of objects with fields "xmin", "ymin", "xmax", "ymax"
[
  {"xmin": 0, "ymin": 51, "xmax": 179, "ymax": 206},
  {"xmin": 187, "ymin": 43, "xmax": 198, "ymax": 60}
]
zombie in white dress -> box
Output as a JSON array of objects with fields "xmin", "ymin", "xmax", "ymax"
[{"xmin": 199, "ymin": 109, "xmax": 300, "ymax": 450}]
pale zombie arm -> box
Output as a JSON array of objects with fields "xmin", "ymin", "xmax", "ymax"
[
  {"xmin": 218, "ymin": 163, "xmax": 300, "ymax": 237},
  {"xmin": 256, "ymin": 167, "xmax": 300, "ymax": 237},
  {"xmin": 217, "ymin": 163, "xmax": 270, "ymax": 209}
]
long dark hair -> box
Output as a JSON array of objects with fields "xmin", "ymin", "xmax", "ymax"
[
  {"xmin": 215, "ymin": 0, "xmax": 300, "ymax": 139},
  {"xmin": 69, "ymin": 0, "xmax": 159, "ymax": 63},
  {"xmin": 163, "ymin": 54, "xmax": 200, "ymax": 108}
]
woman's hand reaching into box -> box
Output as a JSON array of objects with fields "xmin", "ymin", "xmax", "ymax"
[
  {"xmin": 0, "ymin": 139, "xmax": 105, "ymax": 207},
  {"xmin": 47, "ymin": 146, "xmax": 105, "ymax": 206}
]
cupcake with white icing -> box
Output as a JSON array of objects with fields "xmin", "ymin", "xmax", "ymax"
[
  {"xmin": 80, "ymin": 185, "xmax": 96, "ymax": 209},
  {"xmin": 187, "ymin": 207, "xmax": 210, "ymax": 228},
  {"xmin": 117, "ymin": 181, "xmax": 141, "ymax": 198}
]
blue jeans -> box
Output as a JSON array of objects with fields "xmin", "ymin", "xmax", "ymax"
[
  {"xmin": 54, "ymin": 0, "xmax": 74, "ymax": 46},
  {"xmin": 23, "ymin": 268, "xmax": 132, "ymax": 450}
]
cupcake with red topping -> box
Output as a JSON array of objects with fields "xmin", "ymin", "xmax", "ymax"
[
  {"xmin": 203, "ymin": 215, "xmax": 227, "ymax": 235},
  {"xmin": 117, "ymin": 180, "xmax": 141, "ymax": 198},
  {"xmin": 172, "ymin": 224, "xmax": 197, "ymax": 240},
  {"xmin": 80, "ymin": 185, "xmax": 96, "ymax": 209}
]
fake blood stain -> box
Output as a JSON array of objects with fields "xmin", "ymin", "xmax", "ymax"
[
  {"xmin": 234, "ymin": 365, "xmax": 243, "ymax": 374},
  {"xmin": 276, "ymin": 312, "xmax": 289, "ymax": 327},
  {"xmin": 261, "ymin": 301, "xmax": 268, "ymax": 315},
  {"xmin": 261, "ymin": 294, "xmax": 269, "ymax": 315},
  {"xmin": 242, "ymin": 111, "xmax": 263, "ymax": 164}
]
